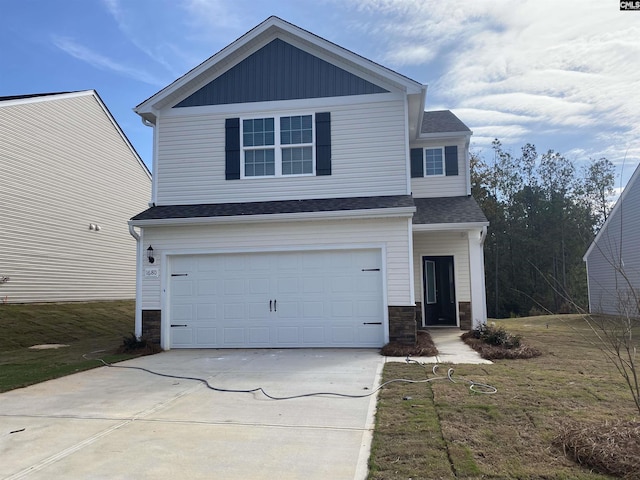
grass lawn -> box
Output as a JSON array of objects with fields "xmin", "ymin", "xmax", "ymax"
[
  {"xmin": 0, "ymin": 300, "xmax": 138, "ymax": 392},
  {"xmin": 368, "ymin": 315, "xmax": 639, "ymax": 479}
]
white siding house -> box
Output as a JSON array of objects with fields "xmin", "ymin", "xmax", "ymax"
[
  {"xmin": 130, "ymin": 17, "xmax": 488, "ymax": 350},
  {"xmin": 0, "ymin": 91, "xmax": 151, "ymax": 303},
  {"xmin": 584, "ymin": 162, "xmax": 640, "ymax": 316}
]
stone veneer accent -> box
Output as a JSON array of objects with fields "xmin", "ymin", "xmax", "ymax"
[
  {"xmin": 142, "ymin": 310, "xmax": 162, "ymax": 345},
  {"xmin": 414, "ymin": 302, "xmax": 423, "ymax": 329},
  {"xmin": 388, "ymin": 305, "xmax": 417, "ymax": 345},
  {"xmin": 458, "ymin": 301, "xmax": 472, "ymax": 330}
]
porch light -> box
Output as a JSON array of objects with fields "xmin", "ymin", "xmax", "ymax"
[{"xmin": 147, "ymin": 245, "xmax": 155, "ymax": 264}]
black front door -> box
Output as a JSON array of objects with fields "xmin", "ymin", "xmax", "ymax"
[{"xmin": 423, "ymin": 256, "xmax": 457, "ymax": 326}]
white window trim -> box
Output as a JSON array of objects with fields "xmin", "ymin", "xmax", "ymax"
[
  {"xmin": 424, "ymin": 146, "xmax": 445, "ymax": 177},
  {"xmin": 240, "ymin": 113, "xmax": 315, "ymax": 179}
]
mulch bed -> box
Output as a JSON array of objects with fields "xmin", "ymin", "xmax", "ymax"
[
  {"xmin": 554, "ymin": 420, "xmax": 640, "ymax": 479},
  {"xmin": 461, "ymin": 332, "xmax": 542, "ymax": 360},
  {"xmin": 380, "ymin": 330, "xmax": 438, "ymax": 357}
]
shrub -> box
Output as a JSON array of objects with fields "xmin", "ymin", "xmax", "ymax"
[
  {"xmin": 118, "ymin": 333, "xmax": 161, "ymax": 355},
  {"xmin": 462, "ymin": 323, "xmax": 541, "ymax": 360},
  {"xmin": 471, "ymin": 323, "xmax": 521, "ymax": 349}
]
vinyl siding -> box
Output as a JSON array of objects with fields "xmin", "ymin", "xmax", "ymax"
[
  {"xmin": 410, "ymin": 138, "xmax": 468, "ymax": 198},
  {"xmin": 585, "ymin": 170, "xmax": 640, "ymax": 315},
  {"xmin": 154, "ymin": 98, "xmax": 408, "ymax": 204},
  {"xmin": 0, "ymin": 93, "xmax": 151, "ymax": 303},
  {"xmin": 412, "ymin": 231, "xmax": 471, "ymax": 303},
  {"xmin": 139, "ymin": 217, "xmax": 412, "ymax": 309}
]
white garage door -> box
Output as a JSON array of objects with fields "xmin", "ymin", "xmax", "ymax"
[{"xmin": 168, "ymin": 249, "xmax": 384, "ymax": 348}]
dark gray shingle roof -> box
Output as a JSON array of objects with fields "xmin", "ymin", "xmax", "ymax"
[
  {"xmin": 131, "ymin": 195, "xmax": 414, "ymax": 221},
  {"xmin": 421, "ymin": 110, "xmax": 471, "ymax": 134},
  {"xmin": 413, "ymin": 196, "xmax": 487, "ymax": 225}
]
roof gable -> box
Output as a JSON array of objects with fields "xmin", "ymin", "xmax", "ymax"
[
  {"xmin": 175, "ymin": 38, "xmax": 388, "ymax": 107},
  {"xmin": 136, "ymin": 16, "xmax": 424, "ymax": 122}
]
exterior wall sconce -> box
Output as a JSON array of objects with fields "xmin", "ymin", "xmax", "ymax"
[{"xmin": 147, "ymin": 245, "xmax": 155, "ymax": 264}]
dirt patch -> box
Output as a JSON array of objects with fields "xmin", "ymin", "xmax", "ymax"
[
  {"xmin": 380, "ymin": 330, "xmax": 438, "ymax": 357},
  {"xmin": 28, "ymin": 344, "xmax": 70, "ymax": 350}
]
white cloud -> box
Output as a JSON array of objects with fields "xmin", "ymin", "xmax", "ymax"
[
  {"xmin": 51, "ymin": 35, "xmax": 165, "ymax": 86},
  {"xmin": 339, "ymin": 0, "xmax": 640, "ymax": 183}
]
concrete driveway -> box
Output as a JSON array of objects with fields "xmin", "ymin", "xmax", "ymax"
[{"xmin": 0, "ymin": 349, "xmax": 383, "ymax": 480}]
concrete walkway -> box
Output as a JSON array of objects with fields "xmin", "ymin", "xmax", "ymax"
[{"xmin": 385, "ymin": 328, "xmax": 493, "ymax": 365}]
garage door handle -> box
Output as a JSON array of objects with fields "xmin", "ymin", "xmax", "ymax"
[
  {"xmin": 363, "ymin": 322, "xmax": 382, "ymax": 325},
  {"xmin": 171, "ymin": 324, "xmax": 188, "ymax": 327},
  {"xmin": 269, "ymin": 300, "xmax": 272, "ymax": 312},
  {"xmin": 274, "ymin": 299, "xmax": 277, "ymax": 312}
]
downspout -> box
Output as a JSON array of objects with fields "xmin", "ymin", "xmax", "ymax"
[{"xmin": 128, "ymin": 223, "xmax": 143, "ymax": 339}]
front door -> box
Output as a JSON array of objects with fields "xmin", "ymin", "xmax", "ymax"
[{"xmin": 423, "ymin": 256, "xmax": 457, "ymax": 326}]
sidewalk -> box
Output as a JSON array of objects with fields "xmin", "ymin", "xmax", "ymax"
[{"xmin": 385, "ymin": 328, "xmax": 493, "ymax": 365}]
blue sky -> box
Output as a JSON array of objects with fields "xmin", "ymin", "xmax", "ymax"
[{"xmin": 2, "ymin": 0, "xmax": 639, "ymax": 193}]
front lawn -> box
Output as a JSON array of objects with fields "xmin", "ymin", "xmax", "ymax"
[
  {"xmin": 369, "ymin": 315, "xmax": 639, "ymax": 479},
  {"xmin": 0, "ymin": 300, "xmax": 138, "ymax": 392}
]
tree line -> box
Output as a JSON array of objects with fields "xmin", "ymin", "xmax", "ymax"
[{"xmin": 472, "ymin": 140, "xmax": 616, "ymax": 318}]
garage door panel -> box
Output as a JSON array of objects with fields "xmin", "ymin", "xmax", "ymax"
[
  {"xmin": 196, "ymin": 303, "xmax": 217, "ymax": 320},
  {"xmin": 302, "ymin": 327, "xmax": 325, "ymax": 344},
  {"xmin": 172, "ymin": 304, "xmax": 193, "ymax": 322},
  {"xmin": 277, "ymin": 277, "xmax": 299, "ymax": 294},
  {"xmin": 247, "ymin": 301, "xmax": 268, "ymax": 319},
  {"xmin": 303, "ymin": 301, "xmax": 324, "ymax": 317},
  {"xmin": 169, "ymin": 249, "xmax": 384, "ymax": 348},
  {"xmin": 223, "ymin": 328, "xmax": 245, "ymax": 345},
  {"xmin": 302, "ymin": 277, "xmax": 324, "ymax": 293},
  {"xmin": 331, "ymin": 276, "xmax": 354, "ymax": 294},
  {"xmin": 195, "ymin": 328, "xmax": 216, "ymax": 345},
  {"xmin": 224, "ymin": 303, "xmax": 245, "ymax": 319},
  {"xmin": 331, "ymin": 327, "xmax": 355, "ymax": 343},
  {"xmin": 173, "ymin": 280, "xmax": 194, "ymax": 297},
  {"xmin": 197, "ymin": 256, "xmax": 222, "ymax": 272},
  {"xmin": 331, "ymin": 301, "xmax": 353, "ymax": 317},
  {"xmin": 277, "ymin": 327, "xmax": 300, "ymax": 344},
  {"xmin": 171, "ymin": 327, "xmax": 193, "ymax": 347},
  {"xmin": 224, "ymin": 279, "xmax": 245, "ymax": 295},
  {"xmin": 276, "ymin": 301, "xmax": 298, "ymax": 318},
  {"xmin": 249, "ymin": 278, "xmax": 270, "ymax": 294},
  {"xmin": 248, "ymin": 327, "xmax": 270, "ymax": 344},
  {"xmin": 197, "ymin": 279, "xmax": 217, "ymax": 296}
]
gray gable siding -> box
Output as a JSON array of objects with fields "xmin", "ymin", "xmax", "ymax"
[
  {"xmin": 585, "ymin": 164, "xmax": 640, "ymax": 316},
  {"xmin": 175, "ymin": 38, "xmax": 388, "ymax": 107}
]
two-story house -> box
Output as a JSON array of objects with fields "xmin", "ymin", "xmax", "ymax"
[{"xmin": 129, "ymin": 17, "xmax": 488, "ymax": 350}]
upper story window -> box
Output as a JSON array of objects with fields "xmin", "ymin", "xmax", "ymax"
[
  {"xmin": 425, "ymin": 147, "xmax": 444, "ymax": 176},
  {"xmin": 410, "ymin": 145, "xmax": 459, "ymax": 178},
  {"xmin": 242, "ymin": 114, "xmax": 314, "ymax": 177}
]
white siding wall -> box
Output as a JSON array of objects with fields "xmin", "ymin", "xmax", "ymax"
[
  {"xmin": 412, "ymin": 231, "xmax": 471, "ymax": 303},
  {"xmin": 586, "ymin": 170, "xmax": 640, "ymax": 315},
  {"xmin": 154, "ymin": 97, "xmax": 408, "ymax": 204},
  {"xmin": 0, "ymin": 93, "xmax": 151, "ymax": 303},
  {"xmin": 410, "ymin": 137, "xmax": 468, "ymax": 198},
  {"xmin": 139, "ymin": 217, "xmax": 412, "ymax": 309}
]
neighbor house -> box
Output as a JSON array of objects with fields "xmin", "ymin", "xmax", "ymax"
[
  {"xmin": 584, "ymin": 162, "xmax": 640, "ymax": 317},
  {"xmin": 0, "ymin": 90, "xmax": 151, "ymax": 303},
  {"xmin": 129, "ymin": 17, "xmax": 488, "ymax": 349}
]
